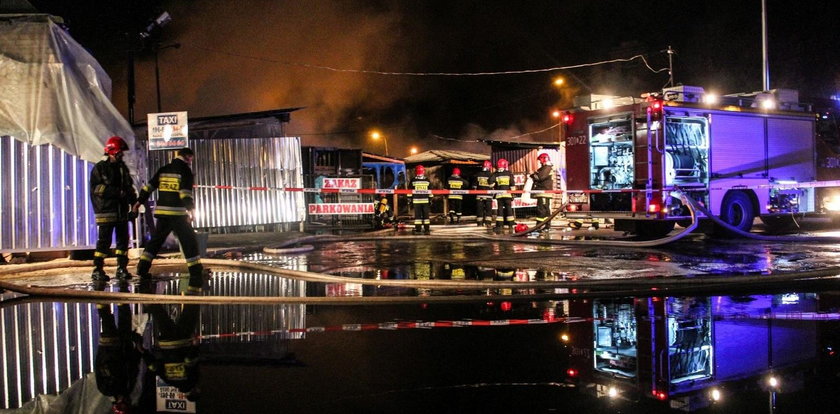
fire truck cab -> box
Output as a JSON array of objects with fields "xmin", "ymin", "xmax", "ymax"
[{"xmin": 564, "ymin": 86, "xmax": 837, "ymax": 237}]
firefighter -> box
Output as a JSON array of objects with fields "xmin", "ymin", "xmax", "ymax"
[
  {"xmin": 373, "ymin": 195, "xmax": 394, "ymax": 229},
  {"xmin": 446, "ymin": 167, "xmax": 469, "ymax": 224},
  {"xmin": 407, "ymin": 164, "xmax": 431, "ymax": 235},
  {"xmin": 90, "ymin": 136, "xmax": 138, "ymax": 281},
  {"xmin": 133, "ymin": 148, "xmax": 204, "ymax": 293},
  {"xmin": 473, "ymin": 160, "xmax": 494, "ymax": 227},
  {"xmin": 530, "ymin": 152, "xmax": 555, "ymax": 233},
  {"xmin": 490, "ymin": 158, "xmax": 516, "ymax": 234}
]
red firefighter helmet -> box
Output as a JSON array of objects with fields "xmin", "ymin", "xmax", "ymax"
[
  {"xmin": 415, "ymin": 165, "xmax": 425, "ymax": 176},
  {"xmin": 497, "ymin": 158, "xmax": 509, "ymax": 170},
  {"xmin": 537, "ymin": 153, "xmax": 550, "ymax": 163},
  {"xmin": 104, "ymin": 136, "xmax": 128, "ymax": 156},
  {"xmin": 515, "ymin": 223, "xmax": 529, "ymax": 233},
  {"xmin": 452, "ymin": 167, "xmax": 461, "ymax": 176},
  {"xmin": 483, "ymin": 160, "xmax": 492, "ymax": 170}
]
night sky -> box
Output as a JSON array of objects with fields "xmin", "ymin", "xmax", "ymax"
[{"xmin": 23, "ymin": 0, "xmax": 840, "ymax": 155}]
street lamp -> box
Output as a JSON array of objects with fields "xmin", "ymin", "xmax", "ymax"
[
  {"xmin": 409, "ymin": 146, "xmax": 418, "ymax": 155},
  {"xmin": 154, "ymin": 42, "xmax": 180, "ymax": 112},
  {"xmin": 370, "ymin": 130, "xmax": 389, "ymax": 156},
  {"xmin": 552, "ymin": 110, "xmax": 564, "ymax": 143}
]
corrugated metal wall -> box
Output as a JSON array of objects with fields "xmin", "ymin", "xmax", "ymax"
[
  {"xmin": 146, "ymin": 137, "xmax": 305, "ymax": 230},
  {"xmin": 0, "ymin": 299, "xmax": 99, "ymax": 409},
  {"xmin": 0, "ymin": 136, "xmax": 96, "ymax": 253}
]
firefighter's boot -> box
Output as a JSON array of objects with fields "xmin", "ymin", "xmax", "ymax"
[
  {"xmin": 115, "ymin": 255, "xmax": 132, "ymax": 279},
  {"xmin": 91, "ymin": 257, "xmax": 109, "ymax": 281},
  {"xmin": 185, "ymin": 264, "xmax": 204, "ymax": 295},
  {"xmin": 413, "ymin": 225, "xmax": 422, "ymax": 235},
  {"xmin": 424, "ymin": 224, "xmax": 431, "ymax": 235},
  {"xmin": 136, "ymin": 259, "xmax": 152, "ymax": 280}
]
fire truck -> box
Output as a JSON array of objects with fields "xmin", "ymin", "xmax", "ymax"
[{"xmin": 563, "ymin": 86, "xmax": 840, "ymax": 237}]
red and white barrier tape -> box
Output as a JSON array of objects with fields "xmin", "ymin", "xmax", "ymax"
[
  {"xmin": 193, "ymin": 179, "xmax": 840, "ymax": 196},
  {"xmin": 197, "ymin": 311, "xmax": 840, "ymax": 341},
  {"xmin": 198, "ymin": 316, "xmax": 596, "ymax": 340}
]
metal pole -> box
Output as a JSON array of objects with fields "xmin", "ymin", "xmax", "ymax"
[
  {"xmin": 666, "ymin": 46, "xmax": 675, "ymax": 87},
  {"xmin": 761, "ymin": 0, "xmax": 770, "ymax": 91},
  {"xmin": 154, "ymin": 46, "xmax": 161, "ymax": 112},
  {"xmin": 128, "ymin": 47, "xmax": 136, "ymax": 125}
]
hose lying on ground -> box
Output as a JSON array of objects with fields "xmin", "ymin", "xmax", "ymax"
[
  {"xmin": 267, "ymin": 191, "xmax": 700, "ymax": 249},
  {"xmin": 2, "ymin": 248, "xmax": 838, "ymax": 304},
  {"xmin": 510, "ymin": 202, "xmax": 567, "ymax": 237},
  {"xmin": 683, "ymin": 194, "xmax": 840, "ymax": 243}
]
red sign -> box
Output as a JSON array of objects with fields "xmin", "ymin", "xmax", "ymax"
[
  {"xmin": 308, "ymin": 203, "xmax": 374, "ymax": 215},
  {"xmin": 321, "ymin": 178, "xmax": 361, "ymax": 189}
]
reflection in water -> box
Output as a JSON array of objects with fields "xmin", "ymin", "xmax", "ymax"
[
  {"xmin": 143, "ymin": 300, "xmax": 201, "ymax": 409},
  {"xmin": 568, "ymin": 293, "xmax": 825, "ymax": 411},
  {"xmin": 94, "ymin": 282, "xmax": 143, "ymax": 412},
  {"xmin": 1, "ymin": 264, "xmax": 839, "ymax": 412}
]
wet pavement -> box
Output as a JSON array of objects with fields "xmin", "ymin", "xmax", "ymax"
[{"xmin": 1, "ymin": 220, "xmax": 840, "ymax": 413}]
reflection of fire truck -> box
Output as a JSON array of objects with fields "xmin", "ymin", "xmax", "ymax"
[
  {"xmin": 566, "ymin": 294, "xmax": 818, "ymax": 411},
  {"xmin": 563, "ymin": 86, "xmax": 840, "ymax": 237}
]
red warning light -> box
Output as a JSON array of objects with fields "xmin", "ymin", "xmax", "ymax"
[
  {"xmin": 566, "ymin": 368, "xmax": 578, "ymax": 377},
  {"xmin": 652, "ymin": 390, "xmax": 668, "ymax": 400},
  {"xmin": 500, "ymin": 301, "xmax": 513, "ymax": 312},
  {"xmin": 648, "ymin": 203, "xmax": 661, "ymax": 213},
  {"xmin": 646, "ymin": 97, "xmax": 664, "ymax": 120},
  {"xmin": 562, "ymin": 112, "xmax": 574, "ymax": 125}
]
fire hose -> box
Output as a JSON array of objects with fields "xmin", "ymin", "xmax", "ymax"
[
  {"xmin": 265, "ymin": 190, "xmax": 700, "ymax": 250},
  {"xmin": 681, "ymin": 191, "xmax": 840, "ymax": 243}
]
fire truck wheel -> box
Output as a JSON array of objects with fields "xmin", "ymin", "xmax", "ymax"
[{"xmin": 719, "ymin": 191, "xmax": 755, "ymax": 233}]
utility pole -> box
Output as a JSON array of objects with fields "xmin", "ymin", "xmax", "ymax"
[{"xmin": 761, "ymin": 0, "xmax": 770, "ymax": 91}]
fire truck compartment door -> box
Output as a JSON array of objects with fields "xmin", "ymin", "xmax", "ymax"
[
  {"xmin": 767, "ymin": 117, "xmax": 815, "ymax": 182},
  {"xmin": 709, "ymin": 114, "xmax": 767, "ymax": 179}
]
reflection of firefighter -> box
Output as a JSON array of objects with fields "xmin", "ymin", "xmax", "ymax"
[
  {"xmin": 90, "ymin": 136, "xmax": 138, "ymax": 281},
  {"xmin": 407, "ymin": 165, "xmax": 431, "ymax": 235},
  {"xmin": 143, "ymin": 302, "xmax": 201, "ymax": 403},
  {"xmin": 473, "ymin": 160, "xmax": 494, "ymax": 227},
  {"xmin": 446, "ymin": 168, "xmax": 469, "ymax": 224},
  {"xmin": 490, "ymin": 158, "xmax": 516, "ymax": 234},
  {"xmin": 94, "ymin": 282, "xmax": 145, "ymax": 413},
  {"xmin": 373, "ymin": 195, "xmax": 394, "ymax": 229},
  {"xmin": 530, "ymin": 153, "xmax": 555, "ymax": 233},
  {"xmin": 133, "ymin": 148, "xmax": 204, "ymax": 293}
]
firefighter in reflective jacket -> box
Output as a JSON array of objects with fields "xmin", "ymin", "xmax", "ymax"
[
  {"xmin": 446, "ymin": 167, "xmax": 469, "ymax": 224},
  {"xmin": 408, "ymin": 165, "xmax": 431, "ymax": 235},
  {"xmin": 489, "ymin": 158, "xmax": 516, "ymax": 234},
  {"xmin": 90, "ymin": 136, "xmax": 137, "ymax": 281},
  {"xmin": 530, "ymin": 153, "xmax": 555, "ymax": 232},
  {"xmin": 133, "ymin": 148, "xmax": 204, "ymax": 293},
  {"xmin": 142, "ymin": 302, "xmax": 201, "ymax": 402},
  {"xmin": 473, "ymin": 160, "xmax": 494, "ymax": 227}
]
